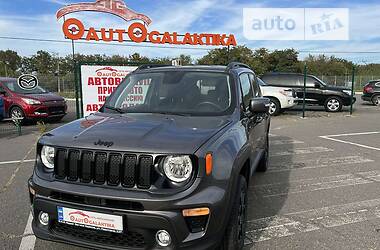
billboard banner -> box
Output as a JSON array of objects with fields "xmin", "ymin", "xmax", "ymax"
[{"xmin": 80, "ymin": 65, "xmax": 138, "ymax": 116}]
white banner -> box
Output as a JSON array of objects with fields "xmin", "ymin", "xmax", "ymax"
[{"xmin": 80, "ymin": 65, "xmax": 138, "ymax": 116}]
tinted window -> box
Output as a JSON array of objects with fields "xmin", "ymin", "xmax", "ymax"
[
  {"xmin": 106, "ymin": 71, "xmax": 235, "ymax": 116},
  {"xmin": 239, "ymin": 74, "xmax": 253, "ymax": 109},
  {"xmin": 2, "ymin": 80, "xmax": 48, "ymax": 94},
  {"xmin": 262, "ymin": 74, "xmax": 301, "ymax": 86}
]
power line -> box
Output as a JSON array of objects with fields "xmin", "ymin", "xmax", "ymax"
[
  {"xmin": 0, "ymin": 36, "xmax": 213, "ymax": 51},
  {"xmin": 1, "ymin": 36, "xmax": 380, "ymax": 54}
]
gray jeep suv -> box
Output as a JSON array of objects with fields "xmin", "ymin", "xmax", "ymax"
[{"xmin": 28, "ymin": 62, "xmax": 270, "ymax": 250}]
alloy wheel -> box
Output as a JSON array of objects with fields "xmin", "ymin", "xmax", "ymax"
[{"xmin": 327, "ymin": 99, "xmax": 340, "ymax": 112}]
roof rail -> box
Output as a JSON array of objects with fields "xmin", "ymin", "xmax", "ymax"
[
  {"xmin": 225, "ymin": 62, "xmax": 251, "ymax": 71},
  {"xmin": 136, "ymin": 64, "xmax": 172, "ymax": 71}
]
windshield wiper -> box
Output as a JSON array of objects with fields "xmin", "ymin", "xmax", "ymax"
[
  {"xmin": 153, "ymin": 111, "xmax": 191, "ymax": 117},
  {"xmin": 104, "ymin": 105, "xmax": 126, "ymax": 114}
]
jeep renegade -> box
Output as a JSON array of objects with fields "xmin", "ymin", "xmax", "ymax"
[{"xmin": 28, "ymin": 62, "xmax": 271, "ymax": 250}]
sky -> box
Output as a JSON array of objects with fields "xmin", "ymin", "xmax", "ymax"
[{"xmin": 0, "ymin": 0, "xmax": 380, "ymax": 63}]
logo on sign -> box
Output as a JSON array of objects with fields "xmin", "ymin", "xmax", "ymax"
[
  {"xmin": 18, "ymin": 75, "xmax": 38, "ymax": 90},
  {"xmin": 56, "ymin": 0, "xmax": 152, "ymax": 26}
]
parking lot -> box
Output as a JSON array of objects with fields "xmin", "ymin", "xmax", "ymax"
[{"xmin": 0, "ymin": 97, "xmax": 379, "ymax": 250}]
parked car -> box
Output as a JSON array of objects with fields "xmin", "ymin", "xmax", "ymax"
[
  {"xmin": 0, "ymin": 77, "xmax": 67, "ymax": 122},
  {"xmin": 361, "ymin": 80, "xmax": 380, "ymax": 105},
  {"xmin": 261, "ymin": 73, "xmax": 356, "ymax": 112},
  {"xmin": 28, "ymin": 63, "xmax": 270, "ymax": 250},
  {"xmin": 257, "ymin": 77, "xmax": 296, "ymax": 115},
  {"xmin": 0, "ymin": 96, "xmax": 4, "ymax": 121}
]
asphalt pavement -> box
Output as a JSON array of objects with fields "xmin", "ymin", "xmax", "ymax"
[{"xmin": 0, "ymin": 97, "xmax": 379, "ymax": 250}]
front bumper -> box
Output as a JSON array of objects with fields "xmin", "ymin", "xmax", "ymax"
[
  {"xmin": 361, "ymin": 94, "xmax": 372, "ymax": 101},
  {"xmin": 28, "ymin": 176, "xmax": 227, "ymax": 250},
  {"xmin": 24, "ymin": 104, "xmax": 67, "ymax": 119}
]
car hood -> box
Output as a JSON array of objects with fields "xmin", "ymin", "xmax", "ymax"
[
  {"xmin": 40, "ymin": 113, "xmax": 232, "ymax": 154},
  {"xmin": 19, "ymin": 93, "xmax": 64, "ymax": 102}
]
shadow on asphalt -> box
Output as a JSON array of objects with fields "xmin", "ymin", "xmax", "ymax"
[{"xmin": 244, "ymin": 135, "xmax": 292, "ymax": 248}]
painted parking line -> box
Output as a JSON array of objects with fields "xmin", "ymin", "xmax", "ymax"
[
  {"xmin": 320, "ymin": 131, "xmax": 380, "ymax": 151},
  {"xmin": 270, "ymin": 147, "xmax": 333, "ymax": 157},
  {"xmin": 19, "ymin": 213, "xmax": 35, "ymax": 250},
  {"xmin": 268, "ymin": 155, "xmax": 374, "ymax": 172},
  {"xmin": 251, "ymin": 170, "xmax": 380, "ymax": 197},
  {"xmin": 0, "ymin": 159, "xmax": 35, "ymax": 166},
  {"xmin": 270, "ymin": 139, "xmax": 304, "ymax": 146},
  {"xmin": 245, "ymin": 198, "xmax": 380, "ymax": 243}
]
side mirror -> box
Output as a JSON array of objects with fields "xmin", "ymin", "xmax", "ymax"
[
  {"xmin": 249, "ymin": 97, "xmax": 270, "ymax": 113},
  {"xmin": 0, "ymin": 90, "xmax": 6, "ymax": 96},
  {"xmin": 314, "ymin": 82, "xmax": 321, "ymax": 88}
]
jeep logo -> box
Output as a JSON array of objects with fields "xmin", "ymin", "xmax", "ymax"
[{"xmin": 94, "ymin": 139, "xmax": 114, "ymax": 147}]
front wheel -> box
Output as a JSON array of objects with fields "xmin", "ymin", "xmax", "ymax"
[
  {"xmin": 324, "ymin": 97, "xmax": 343, "ymax": 112},
  {"xmin": 10, "ymin": 106, "xmax": 25, "ymax": 124},
  {"xmin": 220, "ymin": 176, "xmax": 248, "ymax": 250},
  {"xmin": 268, "ymin": 98, "xmax": 281, "ymax": 116}
]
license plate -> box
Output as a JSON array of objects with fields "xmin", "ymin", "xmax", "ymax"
[{"xmin": 57, "ymin": 206, "xmax": 123, "ymax": 233}]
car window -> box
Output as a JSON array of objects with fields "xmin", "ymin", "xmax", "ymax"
[
  {"xmin": 249, "ymin": 74, "xmax": 261, "ymax": 97},
  {"xmin": 262, "ymin": 74, "xmax": 301, "ymax": 86},
  {"xmin": 106, "ymin": 71, "xmax": 235, "ymax": 116},
  {"xmin": 239, "ymin": 73, "xmax": 253, "ymax": 110},
  {"xmin": 2, "ymin": 80, "xmax": 48, "ymax": 94},
  {"xmin": 306, "ymin": 76, "xmax": 318, "ymax": 87}
]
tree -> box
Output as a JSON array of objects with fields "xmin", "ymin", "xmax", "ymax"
[
  {"xmin": 266, "ymin": 49, "xmax": 300, "ymax": 73},
  {"xmin": 0, "ymin": 50, "xmax": 22, "ymax": 77}
]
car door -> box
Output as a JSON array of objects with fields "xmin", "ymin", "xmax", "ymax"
[
  {"xmin": 305, "ymin": 76, "xmax": 324, "ymax": 104},
  {"xmin": 239, "ymin": 73, "xmax": 261, "ymax": 169},
  {"xmin": 0, "ymin": 84, "xmax": 12, "ymax": 117}
]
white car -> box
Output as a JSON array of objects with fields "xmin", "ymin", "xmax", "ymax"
[{"xmin": 258, "ymin": 77, "xmax": 296, "ymax": 115}]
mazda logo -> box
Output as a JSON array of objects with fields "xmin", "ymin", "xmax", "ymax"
[{"xmin": 18, "ymin": 74, "xmax": 39, "ymax": 90}]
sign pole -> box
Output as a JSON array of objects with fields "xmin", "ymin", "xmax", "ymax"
[
  {"xmin": 350, "ymin": 65, "xmax": 356, "ymax": 115},
  {"xmin": 72, "ymin": 39, "xmax": 80, "ymax": 119},
  {"xmin": 302, "ymin": 64, "xmax": 307, "ymax": 118}
]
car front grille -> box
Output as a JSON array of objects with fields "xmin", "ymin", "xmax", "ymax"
[
  {"xmin": 48, "ymin": 106, "xmax": 65, "ymax": 114},
  {"xmin": 51, "ymin": 221, "xmax": 146, "ymax": 248},
  {"xmin": 54, "ymin": 149, "xmax": 154, "ymax": 190}
]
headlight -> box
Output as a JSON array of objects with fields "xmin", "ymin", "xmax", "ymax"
[
  {"xmin": 163, "ymin": 155, "xmax": 193, "ymax": 183},
  {"xmin": 342, "ymin": 90, "xmax": 352, "ymax": 96},
  {"xmin": 280, "ymin": 90, "xmax": 293, "ymax": 97},
  {"xmin": 22, "ymin": 98, "xmax": 41, "ymax": 105},
  {"xmin": 41, "ymin": 146, "xmax": 55, "ymax": 169}
]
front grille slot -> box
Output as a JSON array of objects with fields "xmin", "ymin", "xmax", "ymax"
[
  {"xmin": 55, "ymin": 149, "xmax": 67, "ymax": 179},
  {"xmin": 138, "ymin": 156, "xmax": 152, "ymax": 189},
  {"xmin": 68, "ymin": 151, "xmax": 79, "ymax": 181},
  {"xmin": 108, "ymin": 154, "xmax": 122, "ymax": 185},
  {"xmin": 94, "ymin": 153, "xmax": 107, "ymax": 184},
  {"xmin": 81, "ymin": 152, "xmax": 93, "ymax": 183},
  {"xmin": 54, "ymin": 149, "xmax": 155, "ymax": 190}
]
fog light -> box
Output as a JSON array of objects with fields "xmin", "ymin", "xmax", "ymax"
[
  {"xmin": 156, "ymin": 230, "xmax": 171, "ymax": 247},
  {"xmin": 38, "ymin": 212, "xmax": 49, "ymax": 226}
]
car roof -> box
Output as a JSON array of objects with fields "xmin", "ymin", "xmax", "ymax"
[{"xmin": 135, "ymin": 65, "xmax": 229, "ymax": 73}]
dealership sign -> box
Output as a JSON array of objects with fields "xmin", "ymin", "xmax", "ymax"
[
  {"xmin": 57, "ymin": 0, "xmax": 237, "ymax": 46},
  {"xmin": 81, "ymin": 65, "xmax": 138, "ymax": 116}
]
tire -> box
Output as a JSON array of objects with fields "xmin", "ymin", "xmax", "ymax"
[
  {"xmin": 10, "ymin": 106, "xmax": 25, "ymax": 124},
  {"xmin": 220, "ymin": 176, "xmax": 248, "ymax": 250},
  {"xmin": 371, "ymin": 94, "xmax": 380, "ymax": 106},
  {"xmin": 256, "ymin": 134, "xmax": 269, "ymax": 172},
  {"xmin": 268, "ymin": 98, "xmax": 281, "ymax": 116},
  {"xmin": 324, "ymin": 96, "xmax": 343, "ymax": 112}
]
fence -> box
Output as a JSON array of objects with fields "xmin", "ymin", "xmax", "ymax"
[{"xmin": 318, "ymin": 75, "xmax": 380, "ymax": 90}]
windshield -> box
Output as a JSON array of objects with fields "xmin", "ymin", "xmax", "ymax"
[
  {"xmin": 3, "ymin": 80, "xmax": 49, "ymax": 94},
  {"xmin": 104, "ymin": 71, "xmax": 235, "ymax": 116}
]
